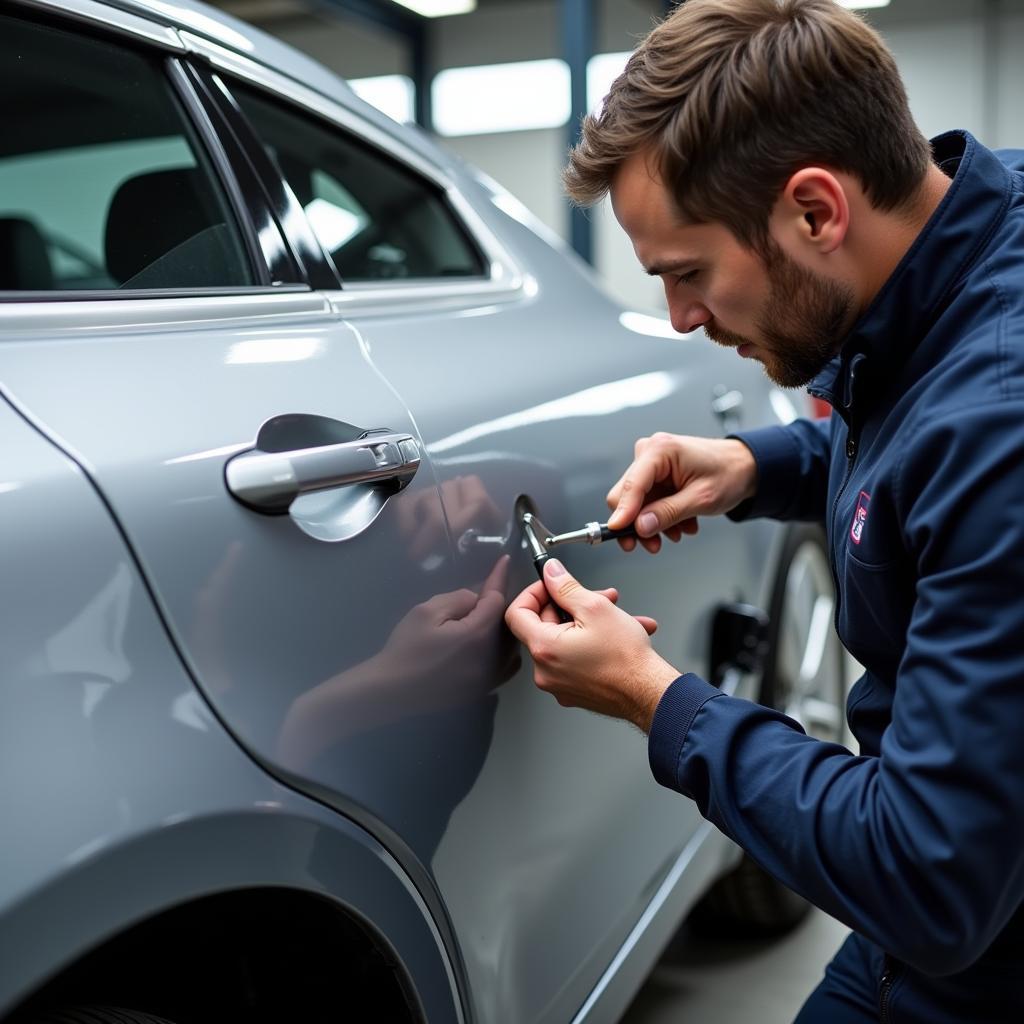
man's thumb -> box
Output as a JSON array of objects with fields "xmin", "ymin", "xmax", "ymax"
[{"xmin": 542, "ymin": 558, "xmax": 590, "ymax": 613}]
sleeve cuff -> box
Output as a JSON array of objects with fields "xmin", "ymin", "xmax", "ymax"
[
  {"xmin": 726, "ymin": 426, "xmax": 808, "ymax": 521},
  {"xmin": 648, "ymin": 673, "xmax": 723, "ymax": 789}
]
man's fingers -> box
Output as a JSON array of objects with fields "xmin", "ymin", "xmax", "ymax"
[
  {"xmin": 607, "ymin": 453, "xmax": 665, "ymax": 530},
  {"xmin": 640, "ymin": 534, "xmax": 662, "ymax": 555},
  {"xmin": 634, "ymin": 486, "xmax": 704, "ymax": 538},
  {"xmin": 504, "ymin": 579, "xmax": 552, "ymax": 642},
  {"xmin": 542, "ymin": 558, "xmax": 607, "ymax": 619},
  {"xmin": 539, "ymin": 601, "xmax": 562, "ymax": 625}
]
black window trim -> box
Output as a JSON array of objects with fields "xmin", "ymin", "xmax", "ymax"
[
  {"xmin": 171, "ymin": 58, "xmax": 306, "ymax": 289},
  {"xmin": 188, "ymin": 63, "xmax": 342, "ymax": 292},
  {"xmin": 0, "ymin": 4, "xmax": 306, "ymax": 302},
  {"xmin": 208, "ymin": 70, "xmax": 491, "ymax": 292}
]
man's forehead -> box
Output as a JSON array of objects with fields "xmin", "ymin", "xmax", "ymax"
[{"xmin": 611, "ymin": 150, "xmax": 678, "ymax": 213}]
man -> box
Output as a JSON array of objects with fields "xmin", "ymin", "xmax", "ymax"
[{"xmin": 504, "ymin": 0, "xmax": 1024, "ymax": 1020}]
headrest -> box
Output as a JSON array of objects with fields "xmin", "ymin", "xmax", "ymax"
[
  {"xmin": 0, "ymin": 216, "xmax": 54, "ymax": 290},
  {"xmin": 104, "ymin": 168, "xmax": 212, "ymax": 285}
]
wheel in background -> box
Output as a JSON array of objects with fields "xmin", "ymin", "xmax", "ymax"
[{"xmin": 691, "ymin": 524, "xmax": 846, "ymax": 936}]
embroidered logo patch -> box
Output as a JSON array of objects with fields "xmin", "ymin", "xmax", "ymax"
[{"xmin": 850, "ymin": 491, "xmax": 870, "ymax": 545}]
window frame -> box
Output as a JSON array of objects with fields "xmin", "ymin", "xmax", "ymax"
[
  {"xmin": 220, "ymin": 73, "xmax": 489, "ymax": 289},
  {"xmin": 177, "ymin": 30, "xmax": 526, "ymax": 310},
  {"xmin": 0, "ymin": 5, "xmax": 305, "ymax": 302},
  {"xmin": 186, "ymin": 64, "xmax": 342, "ymax": 292}
]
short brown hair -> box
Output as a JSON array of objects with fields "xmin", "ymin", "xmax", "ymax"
[{"xmin": 565, "ymin": 0, "xmax": 931, "ymax": 251}]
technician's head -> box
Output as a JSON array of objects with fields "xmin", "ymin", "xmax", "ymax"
[{"xmin": 564, "ymin": 0, "xmax": 933, "ymax": 387}]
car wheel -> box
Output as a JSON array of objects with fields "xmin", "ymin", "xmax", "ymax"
[
  {"xmin": 25, "ymin": 1008, "xmax": 178, "ymax": 1024},
  {"xmin": 692, "ymin": 524, "xmax": 846, "ymax": 936}
]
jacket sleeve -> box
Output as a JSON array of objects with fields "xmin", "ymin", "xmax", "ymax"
[
  {"xmin": 650, "ymin": 400, "xmax": 1024, "ymax": 975},
  {"xmin": 726, "ymin": 416, "xmax": 833, "ymax": 523}
]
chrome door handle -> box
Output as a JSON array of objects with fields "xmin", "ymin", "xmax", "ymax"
[{"xmin": 226, "ymin": 430, "xmax": 421, "ymax": 514}]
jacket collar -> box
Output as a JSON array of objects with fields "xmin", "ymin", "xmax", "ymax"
[{"xmin": 808, "ymin": 131, "xmax": 1014, "ymax": 418}]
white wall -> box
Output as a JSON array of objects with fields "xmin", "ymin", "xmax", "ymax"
[{"xmin": 220, "ymin": 0, "xmax": 1024, "ymax": 313}]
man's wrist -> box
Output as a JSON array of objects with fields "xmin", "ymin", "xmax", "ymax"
[
  {"xmin": 725, "ymin": 437, "xmax": 758, "ymax": 505},
  {"xmin": 633, "ymin": 654, "xmax": 685, "ymax": 733}
]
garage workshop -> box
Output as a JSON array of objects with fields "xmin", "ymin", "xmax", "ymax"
[{"xmin": 2, "ymin": 1, "xmax": 1023, "ymax": 1022}]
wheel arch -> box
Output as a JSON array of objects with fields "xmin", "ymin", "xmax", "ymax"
[{"xmin": 1, "ymin": 806, "xmax": 464, "ymax": 1023}]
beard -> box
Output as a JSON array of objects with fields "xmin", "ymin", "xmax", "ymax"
[{"xmin": 704, "ymin": 242, "xmax": 856, "ymax": 388}]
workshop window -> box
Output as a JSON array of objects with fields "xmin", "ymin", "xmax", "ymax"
[
  {"xmin": 230, "ymin": 83, "xmax": 485, "ymax": 284},
  {"xmin": 0, "ymin": 15, "xmax": 254, "ymax": 292}
]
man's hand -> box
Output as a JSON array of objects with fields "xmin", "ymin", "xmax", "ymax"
[
  {"xmin": 606, "ymin": 433, "xmax": 758, "ymax": 553},
  {"xmin": 505, "ymin": 559, "xmax": 680, "ymax": 732}
]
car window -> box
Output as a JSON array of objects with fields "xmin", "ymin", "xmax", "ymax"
[
  {"xmin": 0, "ymin": 15, "xmax": 254, "ymax": 292},
  {"xmin": 230, "ymin": 83, "xmax": 486, "ymax": 283}
]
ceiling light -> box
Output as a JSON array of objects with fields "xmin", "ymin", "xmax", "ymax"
[
  {"xmin": 390, "ymin": 0, "xmax": 476, "ymax": 16},
  {"xmin": 433, "ymin": 59, "xmax": 571, "ymax": 136},
  {"xmin": 837, "ymin": 1, "xmax": 891, "ymax": 9}
]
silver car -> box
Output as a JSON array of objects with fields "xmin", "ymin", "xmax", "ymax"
[{"xmin": 0, "ymin": 2, "xmax": 845, "ymax": 1021}]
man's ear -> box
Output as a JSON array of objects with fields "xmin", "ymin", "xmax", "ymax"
[{"xmin": 774, "ymin": 167, "xmax": 849, "ymax": 255}]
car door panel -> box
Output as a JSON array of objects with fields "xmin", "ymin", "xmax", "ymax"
[
  {"xmin": 335, "ymin": 278, "xmax": 761, "ymax": 1023},
  {"xmin": 0, "ymin": 296, "xmax": 506, "ymax": 862}
]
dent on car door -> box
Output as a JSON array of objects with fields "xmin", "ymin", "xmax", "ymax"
[
  {"xmin": 223, "ymin": 77, "xmax": 751, "ymax": 1023},
  {"xmin": 0, "ymin": 6, "xmax": 492, "ymax": 982}
]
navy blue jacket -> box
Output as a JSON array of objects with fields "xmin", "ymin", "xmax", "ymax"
[{"xmin": 648, "ymin": 132, "xmax": 1024, "ymax": 1021}]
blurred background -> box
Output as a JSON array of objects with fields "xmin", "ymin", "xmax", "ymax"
[{"xmin": 209, "ymin": 0, "xmax": 1024, "ymax": 317}]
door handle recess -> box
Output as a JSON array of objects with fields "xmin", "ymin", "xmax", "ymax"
[{"xmin": 226, "ymin": 431, "xmax": 421, "ymax": 514}]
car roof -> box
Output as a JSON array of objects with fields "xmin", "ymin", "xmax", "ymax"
[
  {"xmin": 90, "ymin": 0, "xmax": 445, "ymax": 167},
  {"xmin": 111, "ymin": 1, "xmax": 354, "ymax": 100}
]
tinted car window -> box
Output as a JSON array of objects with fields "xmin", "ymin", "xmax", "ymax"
[
  {"xmin": 231, "ymin": 84, "xmax": 485, "ymax": 283},
  {"xmin": 0, "ymin": 15, "xmax": 253, "ymax": 292}
]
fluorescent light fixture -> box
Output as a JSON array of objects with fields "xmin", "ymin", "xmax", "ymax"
[
  {"xmin": 587, "ymin": 51, "xmax": 631, "ymax": 114},
  {"xmin": 433, "ymin": 59, "xmax": 571, "ymax": 136},
  {"xmin": 390, "ymin": 0, "xmax": 476, "ymax": 16},
  {"xmin": 837, "ymin": 1, "xmax": 890, "ymax": 9},
  {"xmin": 348, "ymin": 74, "xmax": 415, "ymax": 123}
]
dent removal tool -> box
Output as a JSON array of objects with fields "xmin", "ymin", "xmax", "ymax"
[{"xmin": 520, "ymin": 509, "xmax": 639, "ymax": 623}]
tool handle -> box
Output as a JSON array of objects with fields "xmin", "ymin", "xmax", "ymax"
[
  {"xmin": 599, "ymin": 523, "xmax": 639, "ymax": 543},
  {"xmin": 533, "ymin": 553, "xmax": 573, "ymax": 623}
]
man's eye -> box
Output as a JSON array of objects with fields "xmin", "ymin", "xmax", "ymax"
[{"xmin": 676, "ymin": 270, "xmax": 698, "ymax": 286}]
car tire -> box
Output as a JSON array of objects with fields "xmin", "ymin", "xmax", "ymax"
[
  {"xmin": 691, "ymin": 524, "xmax": 846, "ymax": 936},
  {"xmin": 26, "ymin": 1008, "xmax": 178, "ymax": 1024}
]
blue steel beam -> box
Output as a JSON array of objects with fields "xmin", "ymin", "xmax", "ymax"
[
  {"xmin": 315, "ymin": 0, "xmax": 433, "ymax": 132},
  {"xmin": 561, "ymin": 0, "xmax": 594, "ymax": 264}
]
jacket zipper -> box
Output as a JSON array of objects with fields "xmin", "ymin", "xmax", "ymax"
[{"xmin": 879, "ymin": 955, "xmax": 902, "ymax": 1023}]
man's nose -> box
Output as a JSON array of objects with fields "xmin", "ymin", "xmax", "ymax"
[{"xmin": 668, "ymin": 299, "xmax": 711, "ymax": 335}]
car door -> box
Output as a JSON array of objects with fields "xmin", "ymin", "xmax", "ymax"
[
  {"xmin": 207, "ymin": 60, "xmax": 777, "ymax": 1024},
  {"xmin": 0, "ymin": 4, "xmax": 482, "ymax": 991}
]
